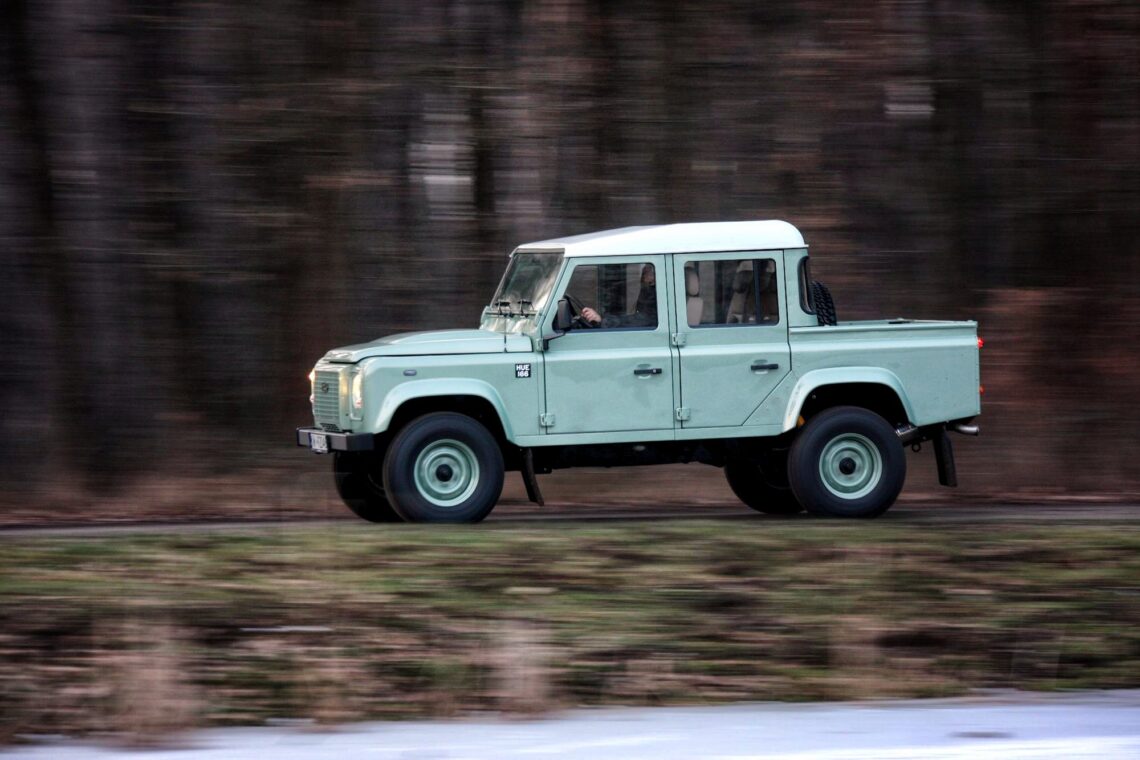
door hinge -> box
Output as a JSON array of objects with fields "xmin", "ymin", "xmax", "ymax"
[
  {"xmin": 539, "ymin": 413, "xmax": 556, "ymax": 428},
  {"xmin": 675, "ymin": 407, "xmax": 690, "ymax": 422},
  {"xmin": 671, "ymin": 332, "xmax": 687, "ymax": 347}
]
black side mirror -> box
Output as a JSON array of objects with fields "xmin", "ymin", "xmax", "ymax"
[
  {"xmin": 553, "ymin": 298, "xmax": 573, "ymax": 332},
  {"xmin": 543, "ymin": 298, "xmax": 573, "ymax": 350}
]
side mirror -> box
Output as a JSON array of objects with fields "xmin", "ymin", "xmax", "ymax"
[
  {"xmin": 553, "ymin": 298, "xmax": 573, "ymax": 332},
  {"xmin": 542, "ymin": 298, "xmax": 572, "ymax": 350}
]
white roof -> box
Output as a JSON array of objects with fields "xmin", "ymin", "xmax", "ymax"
[{"xmin": 516, "ymin": 220, "xmax": 805, "ymax": 258}]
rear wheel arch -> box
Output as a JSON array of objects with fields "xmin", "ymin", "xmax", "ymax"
[{"xmin": 794, "ymin": 381, "xmax": 912, "ymax": 429}]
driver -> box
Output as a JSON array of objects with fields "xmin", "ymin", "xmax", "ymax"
[{"xmin": 580, "ymin": 264, "xmax": 657, "ymax": 328}]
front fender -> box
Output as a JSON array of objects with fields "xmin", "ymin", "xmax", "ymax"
[
  {"xmin": 782, "ymin": 367, "xmax": 915, "ymax": 431},
  {"xmin": 370, "ymin": 378, "xmax": 515, "ymax": 442}
]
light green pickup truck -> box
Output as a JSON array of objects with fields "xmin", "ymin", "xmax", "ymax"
[{"xmin": 297, "ymin": 221, "xmax": 981, "ymax": 522}]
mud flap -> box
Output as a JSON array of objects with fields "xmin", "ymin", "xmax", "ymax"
[
  {"xmin": 521, "ymin": 448, "xmax": 545, "ymax": 505},
  {"xmin": 933, "ymin": 427, "xmax": 958, "ymax": 487}
]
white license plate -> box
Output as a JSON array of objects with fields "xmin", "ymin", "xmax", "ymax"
[{"xmin": 309, "ymin": 432, "xmax": 329, "ymax": 454}]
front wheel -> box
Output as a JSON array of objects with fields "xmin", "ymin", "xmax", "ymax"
[
  {"xmin": 383, "ymin": 412, "xmax": 504, "ymax": 523},
  {"xmin": 788, "ymin": 406, "xmax": 906, "ymax": 518}
]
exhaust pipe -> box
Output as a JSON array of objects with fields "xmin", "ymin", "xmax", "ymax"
[
  {"xmin": 898, "ymin": 423, "xmax": 980, "ymax": 442},
  {"xmin": 896, "ymin": 424, "xmax": 920, "ymax": 444}
]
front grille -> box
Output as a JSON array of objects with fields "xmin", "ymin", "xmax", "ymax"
[{"xmin": 313, "ymin": 369, "xmax": 342, "ymax": 426}]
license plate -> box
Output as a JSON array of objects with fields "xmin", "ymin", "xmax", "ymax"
[{"xmin": 309, "ymin": 432, "xmax": 329, "ymax": 454}]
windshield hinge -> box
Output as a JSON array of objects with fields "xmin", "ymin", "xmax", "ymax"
[
  {"xmin": 671, "ymin": 332, "xmax": 687, "ymax": 347},
  {"xmin": 539, "ymin": 413, "xmax": 556, "ymax": 428},
  {"xmin": 675, "ymin": 407, "xmax": 690, "ymax": 422}
]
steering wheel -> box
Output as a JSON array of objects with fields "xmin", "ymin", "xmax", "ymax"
[{"xmin": 563, "ymin": 294, "xmax": 598, "ymax": 329}]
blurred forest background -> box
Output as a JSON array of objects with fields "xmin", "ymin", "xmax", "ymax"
[{"xmin": 1, "ymin": 0, "xmax": 1137, "ymax": 519}]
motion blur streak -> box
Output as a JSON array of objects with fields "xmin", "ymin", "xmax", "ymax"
[{"xmin": 0, "ymin": 1, "xmax": 1137, "ymax": 515}]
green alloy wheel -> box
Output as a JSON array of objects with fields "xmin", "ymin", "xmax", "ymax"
[
  {"xmin": 818, "ymin": 433, "xmax": 883, "ymax": 500},
  {"xmin": 412, "ymin": 439, "xmax": 481, "ymax": 508}
]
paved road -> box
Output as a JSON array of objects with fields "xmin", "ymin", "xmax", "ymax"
[
  {"xmin": 4, "ymin": 691, "xmax": 1139, "ymax": 759},
  {"xmin": 0, "ymin": 502, "xmax": 1136, "ymax": 538}
]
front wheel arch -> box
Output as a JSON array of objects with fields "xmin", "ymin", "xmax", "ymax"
[{"xmin": 384, "ymin": 394, "xmax": 515, "ymax": 469}]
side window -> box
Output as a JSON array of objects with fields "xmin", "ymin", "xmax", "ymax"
[
  {"xmin": 799, "ymin": 257, "xmax": 814, "ymax": 314},
  {"xmin": 563, "ymin": 264, "xmax": 598, "ymax": 307},
  {"xmin": 684, "ymin": 258, "xmax": 779, "ymax": 327},
  {"xmin": 562, "ymin": 262, "xmax": 658, "ymax": 330}
]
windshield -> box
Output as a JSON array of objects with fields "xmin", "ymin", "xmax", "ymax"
[{"xmin": 488, "ymin": 252, "xmax": 562, "ymax": 317}]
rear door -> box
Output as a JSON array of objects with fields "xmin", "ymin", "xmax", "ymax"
[{"xmin": 672, "ymin": 252, "xmax": 791, "ymax": 429}]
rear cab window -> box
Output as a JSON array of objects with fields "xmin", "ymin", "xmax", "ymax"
[
  {"xmin": 682, "ymin": 258, "xmax": 780, "ymax": 327},
  {"xmin": 799, "ymin": 257, "xmax": 814, "ymax": 314}
]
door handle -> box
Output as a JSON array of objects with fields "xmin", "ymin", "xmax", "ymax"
[
  {"xmin": 751, "ymin": 362, "xmax": 779, "ymax": 371},
  {"xmin": 633, "ymin": 367, "xmax": 663, "ymax": 376}
]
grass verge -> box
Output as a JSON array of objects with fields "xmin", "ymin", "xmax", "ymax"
[{"xmin": 1, "ymin": 520, "xmax": 1138, "ymax": 740}]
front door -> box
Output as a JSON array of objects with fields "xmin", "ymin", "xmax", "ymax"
[
  {"xmin": 672, "ymin": 252, "xmax": 791, "ymax": 429},
  {"xmin": 542, "ymin": 255, "xmax": 675, "ymax": 435}
]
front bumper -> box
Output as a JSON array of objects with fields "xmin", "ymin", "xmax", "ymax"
[{"xmin": 295, "ymin": 427, "xmax": 375, "ymax": 453}]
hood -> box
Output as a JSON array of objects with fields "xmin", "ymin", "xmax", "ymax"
[{"xmin": 323, "ymin": 329, "xmax": 516, "ymax": 362}]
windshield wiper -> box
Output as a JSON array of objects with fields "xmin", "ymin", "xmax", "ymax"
[{"xmin": 494, "ymin": 299, "xmax": 539, "ymax": 317}]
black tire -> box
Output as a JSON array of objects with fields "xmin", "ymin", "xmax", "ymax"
[
  {"xmin": 382, "ymin": 412, "xmax": 504, "ymax": 523},
  {"xmin": 333, "ymin": 451, "xmax": 403, "ymax": 523},
  {"xmin": 725, "ymin": 453, "xmax": 803, "ymax": 515},
  {"xmin": 812, "ymin": 280, "xmax": 837, "ymax": 326},
  {"xmin": 788, "ymin": 406, "xmax": 905, "ymax": 518}
]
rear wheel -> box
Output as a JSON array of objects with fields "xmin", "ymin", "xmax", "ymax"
[
  {"xmin": 333, "ymin": 451, "xmax": 403, "ymax": 523},
  {"xmin": 724, "ymin": 452, "xmax": 803, "ymax": 515},
  {"xmin": 788, "ymin": 406, "xmax": 905, "ymax": 518},
  {"xmin": 383, "ymin": 412, "xmax": 504, "ymax": 523}
]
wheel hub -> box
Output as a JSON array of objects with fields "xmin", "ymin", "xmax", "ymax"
[
  {"xmin": 413, "ymin": 439, "xmax": 480, "ymax": 507},
  {"xmin": 818, "ymin": 433, "xmax": 883, "ymax": 500}
]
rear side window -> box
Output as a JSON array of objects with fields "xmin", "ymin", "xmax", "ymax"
[
  {"xmin": 799, "ymin": 257, "xmax": 814, "ymax": 314},
  {"xmin": 683, "ymin": 258, "xmax": 779, "ymax": 327}
]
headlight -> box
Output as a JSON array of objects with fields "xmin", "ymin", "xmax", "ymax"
[
  {"xmin": 308, "ymin": 369, "xmax": 315, "ymax": 404},
  {"xmin": 350, "ymin": 370, "xmax": 364, "ymax": 411}
]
